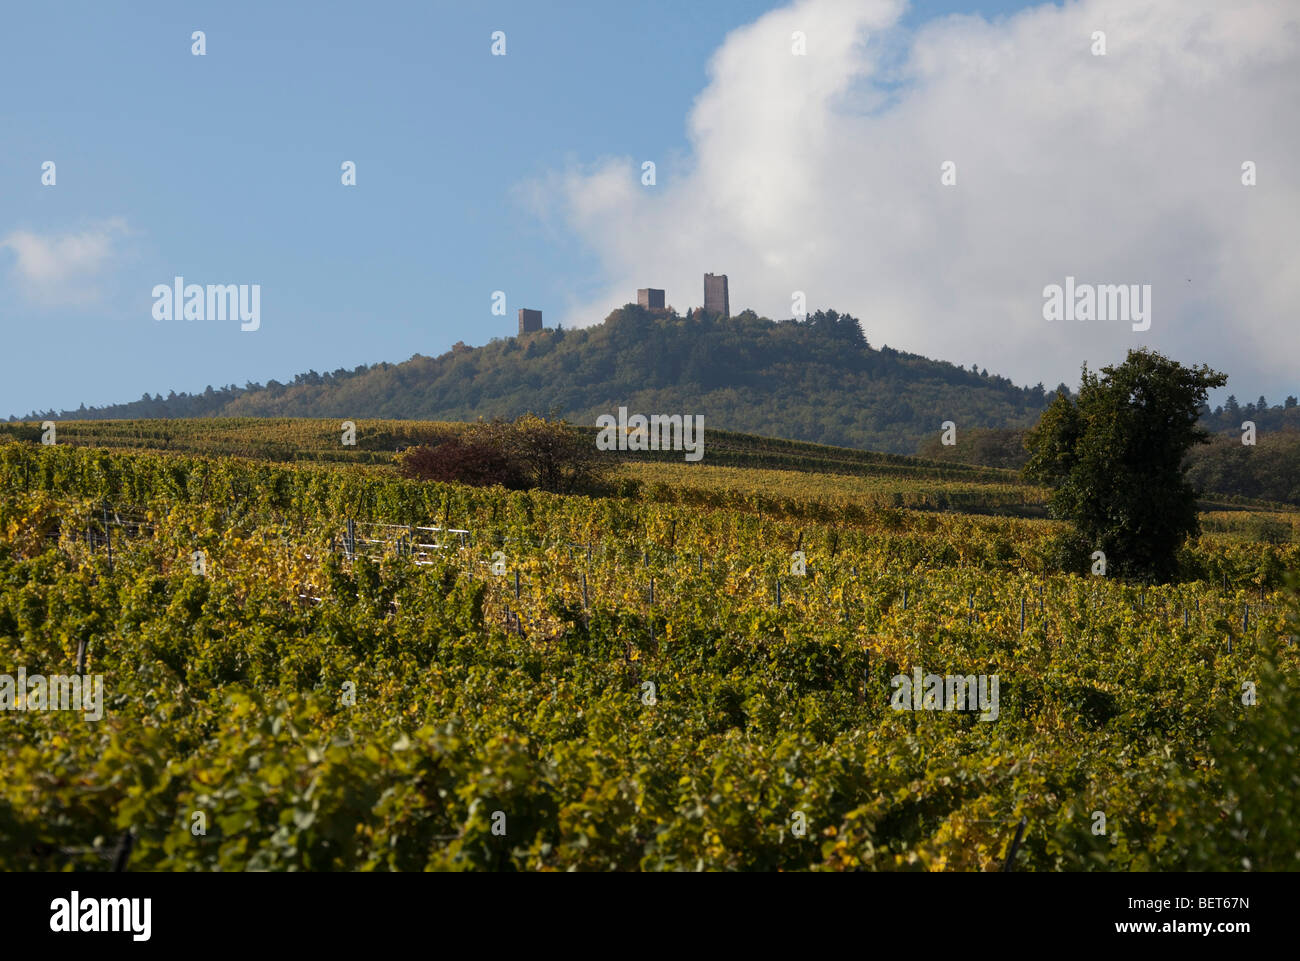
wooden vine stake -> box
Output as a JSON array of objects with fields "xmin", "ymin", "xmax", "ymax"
[{"xmin": 1001, "ymin": 816, "xmax": 1028, "ymax": 872}]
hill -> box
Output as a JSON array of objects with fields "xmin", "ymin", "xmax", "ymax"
[{"xmin": 16, "ymin": 307, "xmax": 1054, "ymax": 455}]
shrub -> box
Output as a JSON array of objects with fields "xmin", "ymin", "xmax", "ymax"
[
  {"xmin": 397, "ymin": 415, "xmax": 611, "ymax": 494},
  {"xmin": 397, "ymin": 435, "xmax": 524, "ymax": 489}
]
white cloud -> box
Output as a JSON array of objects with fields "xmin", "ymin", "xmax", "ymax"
[
  {"xmin": 0, "ymin": 219, "xmax": 130, "ymax": 306},
  {"xmin": 529, "ymin": 0, "xmax": 1300, "ymax": 397}
]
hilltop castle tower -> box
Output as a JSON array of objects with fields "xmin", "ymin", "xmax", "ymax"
[
  {"xmin": 518, "ymin": 308, "xmax": 542, "ymax": 335},
  {"xmin": 637, "ymin": 288, "xmax": 665, "ymax": 310},
  {"xmin": 704, "ymin": 273, "xmax": 729, "ymax": 317}
]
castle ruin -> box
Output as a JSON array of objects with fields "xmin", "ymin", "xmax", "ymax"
[
  {"xmin": 518, "ymin": 308, "xmax": 543, "ymax": 335},
  {"xmin": 637, "ymin": 288, "xmax": 666, "ymax": 310},
  {"xmin": 703, "ymin": 273, "xmax": 729, "ymax": 317}
]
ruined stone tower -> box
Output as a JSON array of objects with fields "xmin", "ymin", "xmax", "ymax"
[
  {"xmin": 637, "ymin": 288, "xmax": 665, "ymax": 310},
  {"xmin": 703, "ymin": 273, "xmax": 729, "ymax": 317},
  {"xmin": 518, "ymin": 308, "xmax": 542, "ymax": 335}
]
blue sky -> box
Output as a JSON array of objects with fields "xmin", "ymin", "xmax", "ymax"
[{"xmin": 3, "ymin": 0, "xmax": 1294, "ymax": 417}]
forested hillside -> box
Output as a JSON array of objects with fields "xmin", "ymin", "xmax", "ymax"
[{"xmin": 17, "ymin": 307, "xmax": 1054, "ymax": 454}]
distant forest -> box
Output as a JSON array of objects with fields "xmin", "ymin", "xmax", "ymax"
[{"xmin": 918, "ymin": 423, "xmax": 1300, "ymax": 507}]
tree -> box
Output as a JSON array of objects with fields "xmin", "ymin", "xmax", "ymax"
[
  {"xmin": 397, "ymin": 433, "xmax": 523, "ymax": 489},
  {"xmin": 1023, "ymin": 349, "xmax": 1227, "ymax": 582},
  {"xmin": 397, "ymin": 414, "xmax": 609, "ymax": 494},
  {"xmin": 915, "ymin": 426, "xmax": 1030, "ymax": 469},
  {"xmin": 497, "ymin": 413, "xmax": 608, "ymax": 494}
]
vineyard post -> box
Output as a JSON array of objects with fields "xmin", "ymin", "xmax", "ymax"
[
  {"xmin": 581, "ymin": 572, "xmax": 588, "ymax": 610},
  {"xmin": 1002, "ymin": 816, "xmax": 1028, "ymax": 872},
  {"xmin": 1020, "ymin": 597, "xmax": 1025, "ymax": 634},
  {"xmin": 775, "ymin": 578, "xmax": 781, "ymax": 608},
  {"xmin": 103, "ymin": 505, "xmax": 113, "ymax": 572},
  {"xmin": 514, "ymin": 570, "xmax": 520, "ymax": 600},
  {"xmin": 111, "ymin": 829, "xmax": 134, "ymax": 872},
  {"xmin": 903, "ymin": 587, "xmax": 908, "ymax": 611},
  {"xmin": 76, "ymin": 639, "xmax": 87, "ymax": 677}
]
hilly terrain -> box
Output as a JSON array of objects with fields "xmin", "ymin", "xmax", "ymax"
[{"xmin": 18, "ymin": 307, "xmax": 1054, "ymax": 455}]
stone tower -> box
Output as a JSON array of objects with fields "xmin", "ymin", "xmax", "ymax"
[
  {"xmin": 637, "ymin": 288, "xmax": 665, "ymax": 310},
  {"xmin": 703, "ymin": 273, "xmax": 729, "ymax": 317},
  {"xmin": 518, "ymin": 308, "xmax": 542, "ymax": 335}
]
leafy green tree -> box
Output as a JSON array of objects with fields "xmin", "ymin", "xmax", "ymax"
[{"xmin": 1024, "ymin": 349, "xmax": 1227, "ymax": 581}]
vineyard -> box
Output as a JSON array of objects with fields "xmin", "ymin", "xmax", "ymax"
[
  {"xmin": 1, "ymin": 437, "xmax": 1298, "ymax": 870},
  {"xmin": 1, "ymin": 417, "xmax": 1030, "ymax": 481}
]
